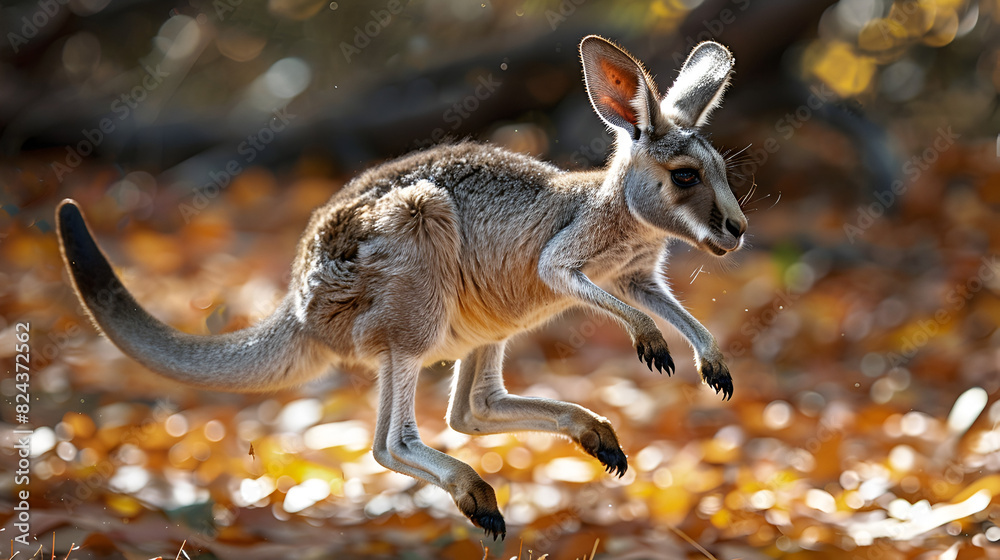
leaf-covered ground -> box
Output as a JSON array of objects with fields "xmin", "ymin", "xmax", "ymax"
[{"xmin": 2, "ymin": 134, "xmax": 1000, "ymax": 559}]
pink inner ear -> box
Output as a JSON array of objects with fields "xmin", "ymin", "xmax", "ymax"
[
  {"xmin": 600, "ymin": 95, "xmax": 635, "ymax": 125},
  {"xmin": 599, "ymin": 59, "xmax": 638, "ymax": 125}
]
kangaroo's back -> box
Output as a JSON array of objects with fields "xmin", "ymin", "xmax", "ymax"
[
  {"xmin": 296, "ymin": 142, "xmax": 571, "ymax": 257},
  {"xmin": 290, "ymin": 142, "xmax": 595, "ymax": 361}
]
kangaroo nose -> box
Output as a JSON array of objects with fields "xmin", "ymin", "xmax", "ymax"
[{"xmin": 725, "ymin": 218, "xmax": 745, "ymax": 239}]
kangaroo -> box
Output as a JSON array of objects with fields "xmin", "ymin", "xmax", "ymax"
[{"xmin": 56, "ymin": 36, "xmax": 746, "ymax": 540}]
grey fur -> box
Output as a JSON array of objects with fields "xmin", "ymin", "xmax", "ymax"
[
  {"xmin": 56, "ymin": 35, "xmax": 746, "ymax": 539},
  {"xmin": 662, "ymin": 41, "xmax": 735, "ymax": 128}
]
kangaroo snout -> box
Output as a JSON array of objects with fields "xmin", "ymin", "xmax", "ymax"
[
  {"xmin": 725, "ymin": 216, "xmax": 746, "ymax": 240},
  {"xmin": 720, "ymin": 214, "xmax": 748, "ymax": 252}
]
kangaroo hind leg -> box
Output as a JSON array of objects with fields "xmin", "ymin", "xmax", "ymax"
[
  {"xmin": 447, "ymin": 342, "xmax": 628, "ymax": 477},
  {"xmin": 372, "ymin": 353, "xmax": 505, "ymax": 539},
  {"xmin": 356, "ymin": 181, "xmax": 504, "ymax": 538}
]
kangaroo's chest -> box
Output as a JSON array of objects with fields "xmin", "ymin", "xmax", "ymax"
[
  {"xmin": 582, "ymin": 236, "xmax": 661, "ymax": 283},
  {"xmin": 429, "ymin": 262, "xmax": 570, "ymax": 361}
]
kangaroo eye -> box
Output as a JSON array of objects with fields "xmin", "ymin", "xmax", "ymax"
[{"xmin": 671, "ymin": 168, "xmax": 700, "ymax": 188}]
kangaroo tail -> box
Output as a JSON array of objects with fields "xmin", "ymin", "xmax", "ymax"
[{"xmin": 56, "ymin": 199, "xmax": 330, "ymax": 392}]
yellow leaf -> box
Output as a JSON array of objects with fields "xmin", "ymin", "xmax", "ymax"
[
  {"xmin": 649, "ymin": 485, "xmax": 692, "ymax": 524},
  {"xmin": 949, "ymin": 474, "xmax": 1000, "ymax": 504},
  {"xmin": 923, "ymin": 7, "xmax": 959, "ymax": 46},
  {"xmin": 494, "ymin": 483, "xmax": 510, "ymax": 509},
  {"xmin": 106, "ymin": 494, "xmax": 143, "ymax": 517},
  {"xmin": 888, "ymin": 0, "xmax": 936, "ymax": 36},
  {"xmin": 62, "ymin": 411, "xmax": 97, "ymax": 439},
  {"xmin": 711, "ymin": 508, "xmax": 732, "ymax": 529},
  {"xmin": 858, "ymin": 19, "xmax": 908, "ymax": 52},
  {"xmin": 683, "ymin": 467, "xmax": 724, "ymax": 493},
  {"xmin": 626, "ymin": 480, "xmax": 656, "ymax": 500},
  {"xmin": 806, "ymin": 41, "xmax": 877, "ymax": 97}
]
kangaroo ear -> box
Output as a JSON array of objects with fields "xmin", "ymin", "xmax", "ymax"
[
  {"xmin": 662, "ymin": 41, "xmax": 734, "ymax": 129},
  {"xmin": 580, "ymin": 35, "xmax": 659, "ymax": 139}
]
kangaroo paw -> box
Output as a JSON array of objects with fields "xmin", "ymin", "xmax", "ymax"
[
  {"xmin": 699, "ymin": 359, "xmax": 733, "ymax": 400},
  {"xmin": 635, "ymin": 331, "xmax": 675, "ymax": 376},
  {"xmin": 578, "ymin": 420, "xmax": 628, "ymax": 478},
  {"xmin": 455, "ymin": 478, "xmax": 506, "ymax": 541}
]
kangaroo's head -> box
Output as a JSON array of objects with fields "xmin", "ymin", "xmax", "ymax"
[{"xmin": 580, "ymin": 35, "xmax": 747, "ymax": 256}]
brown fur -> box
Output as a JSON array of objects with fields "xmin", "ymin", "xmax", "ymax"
[{"xmin": 56, "ymin": 36, "xmax": 747, "ymax": 540}]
